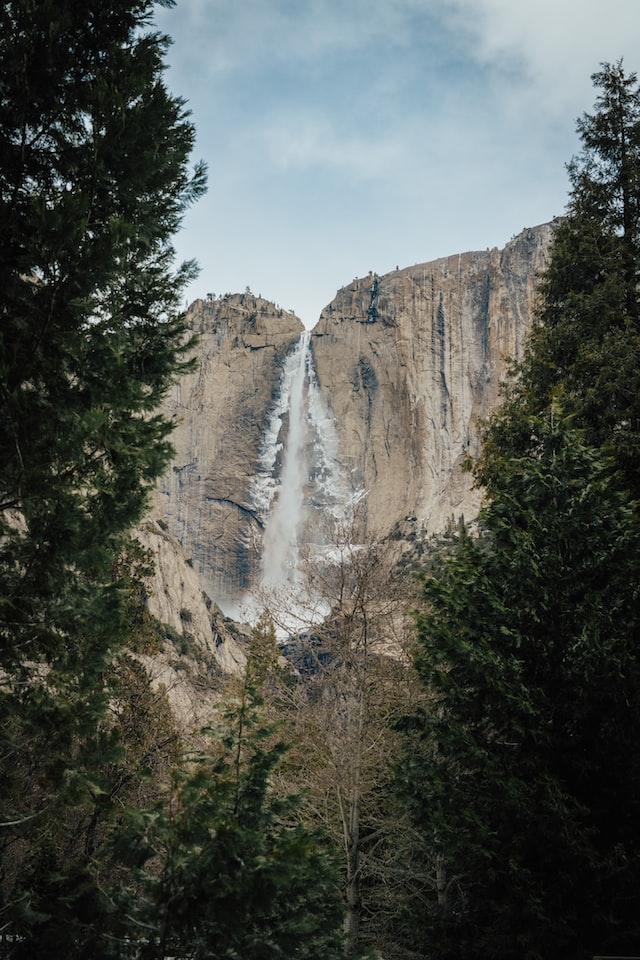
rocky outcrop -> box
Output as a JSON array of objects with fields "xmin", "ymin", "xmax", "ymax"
[
  {"xmin": 134, "ymin": 518, "xmax": 248, "ymax": 726},
  {"xmin": 157, "ymin": 225, "xmax": 554, "ymax": 613},
  {"xmin": 156, "ymin": 293, "xmax": 303, "ymax": 611},
  {"xmin": 311, "ymin": 224, "xmax": 553, "ymax": 537}
]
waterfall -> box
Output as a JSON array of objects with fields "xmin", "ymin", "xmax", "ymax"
[
  {"xmin": 250, "ymin": 331, "xmax": 360, "ymax": 601},
  {"xmin": 260, "ymin": 332, "xmax": 309, "ymax": 589}
]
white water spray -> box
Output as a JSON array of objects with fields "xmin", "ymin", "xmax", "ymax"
[
  {"xmin": 250, "ymin": 331, "xmax": 362, "ymax": 602},
  {"xmin": 261, "ymin": 332, "xmax": 309, "ymax": 589}
]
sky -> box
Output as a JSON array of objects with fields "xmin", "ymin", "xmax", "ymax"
[{"xmin": 155, "ymin": 0, "xmax": 640, "ymax": 328}]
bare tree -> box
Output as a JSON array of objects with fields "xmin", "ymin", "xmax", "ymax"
[{"xmin": 262, "ymin": 523, "xmax": 422, "ymax": 955}]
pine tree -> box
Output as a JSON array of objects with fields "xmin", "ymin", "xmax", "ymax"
[
  {"xmin": 110, "ymin": 670, "xmax": 346, "ymax": 959},
  {"xmin": 0, "ymin": 0, "xmax": 205, "ymax": 946},
  {"xmin": 399, "ymin": 411, "xmax": 640, "ymax": 960},
  {"xmin": 396, "ymin": 62, "xmax": 640, "ymax": 960},
  {"xmin": 480, "ymin": 61, "xmax": 640, "ymax": 497}
]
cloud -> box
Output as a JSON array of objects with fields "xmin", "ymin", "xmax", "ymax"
[
  {"xmin": 157, "ymin": 0, "xmax": 640, "ymax": 325},
  {"xmin": 436, "ymin": 0, "xmax": 640, "ymax": 116},
  {"xmin": 257, "ymin": 110, "xmax": 404, "ymax": 178},
  {"xmin": 160, "ymin": 0, "xmax": 640, "ymax": 103},
  {"xmin": 158, "ymin": 0, "xmax": 456, "ymax": 83}
]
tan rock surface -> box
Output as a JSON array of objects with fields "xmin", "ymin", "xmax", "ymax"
[
  {"xmin": 311, "ymin": 224, "xmax": 554, "ymax": 538},
  {"xmin": 156, "ymin": 293, "xmax": 303, "ymax": 611},
  {"xmin": 134, "ymin": 518, "xmax": 248, "ymax": 727},
  {"xmin": 157, "ymin": 225, "xmax": 554, "ymax": 613}
]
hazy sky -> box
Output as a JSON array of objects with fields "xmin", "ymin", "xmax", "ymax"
[{"xmin": 156, "ymin": 0, "xmax": 640, "ymax": 328}]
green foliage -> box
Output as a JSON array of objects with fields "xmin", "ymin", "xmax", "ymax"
[
  {"xmin": 1, "ymin": 543, "xmax": 182, "ymax": 958},
  {"xmin": 397, "ymin": 62, "xmax": 640, "ymax": 960},
  {"xmin": 0, "ymin": 0, "xmax": 205, "ymax": 949},
  {"xmin": 479, "ymin": 62, "xmax": 640, "ymax": 498},
  {"xmin": 0, "ymin": 0, "xmax": 206, "ymax": 677},
  {"xmin": 114, "ymin": 538, "xmax": 164, "ymax": 655},
  {"xmin": 245, "ymin": 610, "xmax": 293, "ymax": 697},
  {"xmin": 399, "ymin": 413, "xmax": 640, "ymax": 959},
  {"xmin": 110, "ymin": 682, "xmax": 346, "ymax": 960}
]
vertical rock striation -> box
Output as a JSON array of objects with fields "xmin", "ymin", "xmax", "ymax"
[
  {"xmin": 156, "ymin": 293, "xmax": 303, "ymax": 611},
  {"xmin": 158, "ymin": 224, "xmax": 554, "ymax": 612},
  {"xmin": 311, "ymin": 223, "xmax": 554, "ymax": 538}
]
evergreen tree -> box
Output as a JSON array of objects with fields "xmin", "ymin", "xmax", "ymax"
[
  {"xmin": 110, "ymin": 670, "xmax": 346, "ymax": 959},
  {"xmin": 480, "ymin": 61, "xmax": 640, "ymax": 497},
  {"xmin": 0, "ymin": 0, "xmax": 205, "ymax": 945},
  {"xmin": 397, "ymin": 62, "xmax": 640, "ymax": 960},
  {"xmin": 399, "ymin": 411, "xmax": 640, "ymax": 960}
]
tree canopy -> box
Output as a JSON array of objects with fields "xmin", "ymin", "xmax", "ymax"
[
  {"xmin": 110, "ymin": 673, "xmax": 346, "ymax": 960},
  {"xmin": 479, "ymin": 61, "xmax": 640, "ymax": 498},
  {"xmin": 401, "ymin": 413, "xmax": 640, "ymax": 959},
  {"xmin": 0, "ymin": 0, "xmax": 207, "ymax": 947},
  {"xmin": 398, "ymin": 62, "xmax": 640, "ymax": 960}
]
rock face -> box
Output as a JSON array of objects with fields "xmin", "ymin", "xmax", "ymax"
[
  {"xmin": 311, "ymin": 224, "xmax": 554, "ymax": 537},
  {"xmin": 157, "ymin": 225, "xmax": 554, "ymax": 612},
  {"xmin": 136, "ymin": 518, "xmax": 247, "ymax": 675},
  {"xmin": 134, "ymin": 517, "xmax": 248, "ymax": 724},
  {"xmin": 156, "ymin": 293, "xmax": 303, "ymax": 611}
]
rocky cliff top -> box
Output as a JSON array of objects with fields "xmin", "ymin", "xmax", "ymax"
[
  {"xmin": 314, "ymin": 224, "xmax": 552, "ymax": 334},
  {"xmin": 156, "ymin": 224, "xmax": 555, "ymax": 613},
  {"xmin": 187, "ymin": 292, "xmax": 304, "ymax": 345},
  {"xmin": 310, "ymin": 223, "xmax": 555, "ymax": 537}
]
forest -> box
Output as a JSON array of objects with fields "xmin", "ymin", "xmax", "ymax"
[{"xmin": 1, "ymin": 1, "xmax": 640, "ymax": 958}]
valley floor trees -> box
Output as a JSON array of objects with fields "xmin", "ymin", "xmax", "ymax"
[
  {"xmin": 397, "ymin": 62, "xmax": 640, "ymax": 960},
  {"xmin": 110, "ymin": 660, "xmax": 346, "ymax": 960},
  {"xmin": 261, "ymin": 526, "xmax": 422, "ymax": 958}
]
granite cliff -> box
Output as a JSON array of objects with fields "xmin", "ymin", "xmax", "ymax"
[
  {"xmin": 155, "ymin": 293, "xmax": 304, "ymax": 610},
  {"xmin": 133, "ymin": 517, "xmax": 247, "ymax": 720},
  {"xmin": 312, "ymin": 223, "xmax": 554, "ymax": 538},
  {"xmin": 156, "ymin": 224, "xmax": 554, "ymax": 614}
]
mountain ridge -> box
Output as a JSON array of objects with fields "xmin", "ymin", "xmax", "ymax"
[{"xmin": 154, "ymin": 222, "xmax": 555, "ymax": 615}]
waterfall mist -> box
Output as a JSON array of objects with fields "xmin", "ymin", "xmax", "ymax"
[
  {"xmin": 249, "ymin": 331, "xmax": 362, "ymax": 621},
  {"xmin": 261, "ymin": 332, "xmax": 309, "ymax": 590}
]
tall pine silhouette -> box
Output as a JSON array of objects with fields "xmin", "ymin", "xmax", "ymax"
[
  {"xmin": 0, "ymin": 1, "xmax": 205, "ymax": 949},
  {"xmin": 398, "ymin": 62, "xmax": 640, "ymax": 960}
]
